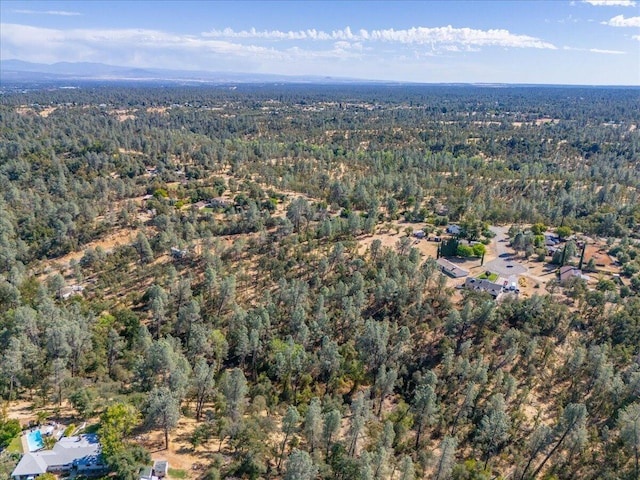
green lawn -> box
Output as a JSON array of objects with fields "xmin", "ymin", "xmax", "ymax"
[
  {"xmin": 477, "ymin": 272, "xmax": 499, "ymax": 281},
  {"xmin": 6, "ymin": 435, "xmax": 23, "ymax": 454},
  {"xmin": 168, "ymin": 468, "xmax": 187, "ymax": 479}
]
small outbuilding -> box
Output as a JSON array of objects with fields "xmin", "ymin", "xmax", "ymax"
[{"xmin": 153, "ymin": 460, "xmax": 169, "ymax": 478}]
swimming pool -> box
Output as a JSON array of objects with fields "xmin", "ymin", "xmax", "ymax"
[{"xmin": 26, "ymin": 430, "xmax": 44, "ymax": 452}]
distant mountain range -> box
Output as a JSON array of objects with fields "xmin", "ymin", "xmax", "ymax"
[{"xmin": 0, "ymin": 59, "xmax": 378, "ymax": 85}]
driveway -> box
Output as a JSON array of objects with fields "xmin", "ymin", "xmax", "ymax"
[{"xmin": 483, "ymin": 226, "xmax": 528, "ymax": 278}]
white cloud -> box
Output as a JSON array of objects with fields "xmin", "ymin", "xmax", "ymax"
[
  {"xmin": 589, "ymin": 48, "xmax": 627, "ymax": 53},
  {"xmin": 633, "ymin": 34, "xmax": 640, "ymax": 39},
  {"xmin": 583, "ymin": 0, "xmax": 636, "ymax": 6},
  {"xmin": 12, "ymin": 9, "xmax": 81, "ymax": 16},
  {"xmin": 603, "ymin": 14, "xmax": 640, "ymax": 26},
  {"xmin": 0, "ymin": 23, "xmax": 290, "ymax": 68},
  {"xmin": 204, "ymin": 25, "xmax": 557, "ymax": 50},
  {"xmin": 0, "ymin": 23, "xmax": 379, "ymax": 71},
  {"xmin": 564, "ymin": 45, "xmax": 627, "ymax": 53}
]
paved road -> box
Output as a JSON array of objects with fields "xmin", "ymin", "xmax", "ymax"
[{"xmin": 483, "ymin": 226, "xmax": 528, "ymax": 278}]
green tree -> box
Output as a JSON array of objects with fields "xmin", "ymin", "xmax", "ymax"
[
  {"xmin": 399, "ymin": 456, "xmax": 415, "ymax": 480},
  {"xmin": 304, "ymin": 397, "xmax": 323, "ymax": 454},
  {"xmin": 99, "ymin": 402, "xmax": 141, "ymax": 458},
  {"xmin": 1, "ymin": 337, "xmax": 22, "ymax": 400},
  {"xmin": 223, "ymin": 368, "xmax": 248, "ymax": 422},
  {"xmin": 284, "ymin": 449, "xmax": 318, "ymax": 480},
  {"xmin": 456, "ymin": 245, "xmax": 474, "ymax": 258},
  {"xmin": 135, "ymin": 232, "xmax": 154, "ymax": 264},
  {"xmin": 529, "ymin": 403, "xmax": 587, "ymax": 479},
  {"xmin": 191, "ymin": 357, "xmax": 216, "ymax": 421},
  {"xmin": 412, "ymin": 384, "xmax": 439, "ymax": 449},
  {"xmin": 434, "ymin": 436, "xmax": 458, "ymax": 480},
  {"xmin": 109, "ymin": 444, "xmax": 151, "ymax": 480},
  {"xmin": 0, "ymin": 414, "xmax": 21, "ymax": 449},
  {"xmin": 618, "ymin": 402, "xmax": 640, "ymax": 480},
  {"xmin": 278, "ymin": 405, "xmax": 301, "ymax": 470},
  {"xmin": 556, "ymin": 226, "xmax": 571, "ymax": 240},
  {"xmin": 69, "ymin": 387, "xmax": 95, "ymax": 418},
  {"xmin": 476, "ymin": 394, "xmax": 510, "ymax": 469},
  {"xmin": 323, "ymin": 409, "xmax": 341, "ymax": 456},
  {"xmin": 472, "ymin": 243, "xmax": 486, "ymax": 257},
  {"xmin": 147, "ymin": 387, "xmax": 181, "ymax": 450}
]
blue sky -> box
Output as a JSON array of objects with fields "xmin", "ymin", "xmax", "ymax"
[{"xmin": 1, "ymin": 0, "xmax": 639, "ymax": 85}]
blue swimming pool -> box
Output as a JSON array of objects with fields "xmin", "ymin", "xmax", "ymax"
[{"xmin": 26, "ymin": 430, "xmax": 44, "ymax": 452}]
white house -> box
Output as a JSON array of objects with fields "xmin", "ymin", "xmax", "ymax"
[{"xmin": 12, "ymin": 435, "xmax": 105, "ymax": 480}]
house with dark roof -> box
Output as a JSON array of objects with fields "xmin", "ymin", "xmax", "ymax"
[
  {"xmin": 153, "ymin": 460, "xmax": 169, "ymax": 478},
  {"xmin": 11, "ymin": 434, "xmax": 105, "ymax": 480},
  {"xmin": 464, "ymin": 277, "xmax": 504, "ymax": 299}
]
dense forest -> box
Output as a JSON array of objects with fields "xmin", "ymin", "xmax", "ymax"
[{"xmin": 0, "ymin": 84, "xmax": 639, "ymax": 480}]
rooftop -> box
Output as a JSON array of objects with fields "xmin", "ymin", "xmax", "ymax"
[
  {"xmin": 12, "ymin": 435, "xmax": 103, "ymax": 478},
  {"xmin": 436, "ymin": 258, "xmax": 469, "ymax": 278}
]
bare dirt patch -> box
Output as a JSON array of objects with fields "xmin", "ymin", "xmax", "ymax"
[
  {"xmin": 37, "ymin": 228, "xmax": 141, "ymax": 276},
  {"xmin": 109, "ymin": 109, "xmax": 137, "ymax": 122},
  {"xmin": 583, "ymin": 243, "xmax": 618, "ymax": 274},
  {"xmin": 39, "ymin": 107, "xmax": 57, "ymax": 118},
  {"xmin": 147, "ymin": 107, "xmax": 169, "ymax": 114}
]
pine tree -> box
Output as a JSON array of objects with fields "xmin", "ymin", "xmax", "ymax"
[
  {"xmin": 278, "ymin": 405, "xmax": 300, "ymax": 471},
  {"xmin": 284, "ymin": 449, "xmax": 318, "ymax": 480},
  {"xmin": 304, "ymin": 397, "xmax": 323, "ymax": 454}
]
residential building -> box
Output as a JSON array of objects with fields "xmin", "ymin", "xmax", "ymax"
[
  {"xmin": 446, "ymin": 225, "xmax": 461, "ymax": 235},
  {"xmin": 12, "ymin": 434, "xmax": 105, "ymax": 480},
  {"xmin": 559, "ymin": 265, "xmax": 590, "ymax": 283},
  {"xmin": 436, "ymin": 258, "xmax": 469, "ymax": 278},
  {"xmin": 464, "ymin": 277, "xmax": 503, "ymax": 299}
]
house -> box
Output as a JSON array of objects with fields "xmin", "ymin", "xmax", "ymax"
[
  {"xmin": 436, "ymin": 258, "xmax": 469, "ymax": 278},
  {"xmin": 58, "ymin": 285, "xmax": 84, "ymax": 300},
  {"xmin": 170, "ymin": 247, "xmax": 189, "ymax": 259},
  {"xmin": 191, "ymin": 200, "xmax": 208, "ymax": 209},
  {"xmin": 464, "ymin": 278, "xmax": 504, "ymax": 299},
  {"xmin": 12, "ymin": 434, "xmax": 105, "ymax": 480},
  {"xmin": 153, "ymin": 460, "xmax": 169, "ymax": 478},
  {"xmin": 413, "ymin": 230, "xmax": 426, "ymax": 239},
  {"xmin": 559, "ymin": 266, "xmax": 590, "ymax": 283},
  {"xmin": 208, "ymin": 197, "xmax": 231, "ymax": 208},
  {"xmin": 446, "ymin": 225, "xmax": 461, "ymax": 235}
]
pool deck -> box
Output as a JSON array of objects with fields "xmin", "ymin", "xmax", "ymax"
[{"xmin": 20, "ymin": 433, "xmax": 29, "ymax": 453}]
